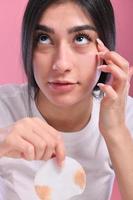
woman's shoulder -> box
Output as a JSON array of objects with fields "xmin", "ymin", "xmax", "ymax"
[
  {"xmin": 0, "ymin": 83, "xmax": 30, "ymax": 116},
  {"xmin": 0, "ymin": 83, "xmax": 28, "ymax": 99},
  {"xmin": 0, "ymin": 83, "xmax": 34, "ymax": 113},
  {"xmin": 0, "ymin": 83, "xmax": 34, "ymax": 127}
]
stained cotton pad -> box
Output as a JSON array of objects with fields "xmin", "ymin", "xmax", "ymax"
[{"xmin": 34, "ymin": 156, "xmax": 86, "ymax": 200}]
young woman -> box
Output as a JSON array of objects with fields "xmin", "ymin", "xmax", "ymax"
[{"xmin": 0, "ymin": 0, "xmax": 133, "ymax": 199}]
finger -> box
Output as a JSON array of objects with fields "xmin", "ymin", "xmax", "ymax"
[
  {"xmin": 98, "ymin": 64, "xmax": 129, "ymax": 93},
  {"xmin": 30, "ymin": 118, "xmax": 66, "ymax": 164},
  {"xmin": 55, "ymin": 139, "xmax": 65, "ymax": 167},
  {"xmin": 17, "ymin": 118, "xmax": 55, "ymax": 160},
  {"xmin": 21, "ymin": 128, "xmax": 48, "ymax": 160},
  {"xmin": 100, "ymin": 51, "xmax": 129, "ymax": 73},
  {"xmin": 97, "ymin": 83, "xmax": 118, "ymax": 101},
  {"xmin": 96, "ymin": 38, "xmax": 109, "ymax": 52},
  {"xmin": 96, "ymin": 38, "xmax": 109, "ymax": 65},
  {"xmin": 97, "ymin": 39, "xmax": 129, "ymax": 73},
  {"xmin": 42, "ymin": 145, "xmax": 54, "ymax": 161},
  {"xmin": 23, "ymin": 118, "xmax": 63, "ymax": 160},
  {"xmin": 40, "ymin": 137, "xmax": 56, "ymax": 160},
  {"xmin": 31, "ymin": 132, "xmax": 48, "ymax": 160},
  {"xmin": 0, "ymin": 135, "xmax": 35, "ymax": 160},
  {"xmin": 13, "ymin": 120, "xmax": 46, "ymax": 160}
]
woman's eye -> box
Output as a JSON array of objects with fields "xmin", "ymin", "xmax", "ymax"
[
  {"xmin": 37, "ymin": 34, "xmax": 51, "ymax": 44},
  {"xmin": 74, "ymin": 34, "xmax": 91, "ymax": 45}
]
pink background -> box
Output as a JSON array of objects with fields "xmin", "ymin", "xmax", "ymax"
[{"xmin": 0, "ymin": 1, "xmax": 133, "ymax": 199}]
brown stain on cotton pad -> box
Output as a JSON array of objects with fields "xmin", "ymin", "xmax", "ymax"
[
  {"xmin": 35, "ymin": 185, "xmax": 52, "ymax": 200},
  {"xmin": 74, "ymin": 168, "xmax": 86, "ymax": 189}
]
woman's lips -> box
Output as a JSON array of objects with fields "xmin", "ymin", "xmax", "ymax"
[{"xmin": 48, "ymin": 81, "xmax": 78, "ymax": 93}]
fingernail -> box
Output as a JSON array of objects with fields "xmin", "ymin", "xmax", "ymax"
[
  {"xmin": 96, "ymin": 38, "xmax": 104, "ymax": 46},
  {"xmin": 59, "ymin": 161, "xmax": 65, "ymax": 169},
  {"xmin": 97, "ymin": 83, "xmax": 105, "ymax": 87},
  {"xmin": 97, "ymin": 65, "xmax": 107, "ymax": 70},
  {"xmin": 60, "ymin": 161, "xmax": 65, "ymax": 169},
  {"xmin": 56, "ymin": 159, "xmax": 65, "ymax": 169}
]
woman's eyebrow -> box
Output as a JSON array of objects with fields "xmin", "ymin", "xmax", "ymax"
[
  {"xmin": 36, "ymin": 25, "xmax": 55, "ymax": 34},
  {"xmin": 35, "ymin": 24, "xmax": 97, "ymax": 34},
  {"xmin": 68, "ymin": 25, "xmax": 97, "ymax": 33}
]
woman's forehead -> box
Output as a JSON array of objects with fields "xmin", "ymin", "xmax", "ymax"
[{"xmin": 38, "ymin": 2, "xmax": 95, "ymax": 30}]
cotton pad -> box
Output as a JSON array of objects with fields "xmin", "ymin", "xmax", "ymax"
[{"xmin": 34, "ymin": 156, "xmax": 86, "ymax": 200}]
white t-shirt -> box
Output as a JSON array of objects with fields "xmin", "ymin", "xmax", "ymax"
[{"xmin": 0, "ymin": 83, "xmax": 133, "ymax": 200}]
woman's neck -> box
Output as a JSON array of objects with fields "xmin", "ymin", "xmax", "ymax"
[{"xmin": 35, "ymin": 92, "xmax": 93, "ymax": 132}]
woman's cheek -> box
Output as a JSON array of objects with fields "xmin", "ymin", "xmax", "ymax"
[
  {"xmin": 80, "ymin": 52, "xmax": 97, "ymax": 70},
  {"xmin": 33, "ymin": 55, "xmax": 47, "ymax": 85},
  {"xmin": 80, "ymin": 52, "xmax": 100, "ymax": 87},
  {"xmin": 33, "ymin": 52, "xmax": 50, "ymax": 74}
]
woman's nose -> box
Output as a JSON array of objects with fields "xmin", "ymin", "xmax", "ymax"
[{"xmin": 52, "ymin": 44, "xmax": 72, "ymax": 73}]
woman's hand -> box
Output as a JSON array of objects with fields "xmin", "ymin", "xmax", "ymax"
[
  {"xmin": 0, "ymin": 117, "xmax": 65, "ymax": 166},
  {"xmin": 97, "ymin": 38, "xmax": 133, "ymax": 138}
]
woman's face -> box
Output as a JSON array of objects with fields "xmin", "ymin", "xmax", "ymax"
[{"xmin": 33, "ymin": 2, "xmax": 99, "ymax": 107}]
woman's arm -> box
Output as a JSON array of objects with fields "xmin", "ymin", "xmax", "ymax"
[
  {"xmin": 104, "ymin": 126, "xmax": 133, "ymax": 200},
  {"xmin": 97, "ymin": 38, "xmax": 133, "ymax": 200}
]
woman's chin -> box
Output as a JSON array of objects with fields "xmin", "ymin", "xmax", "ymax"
[{"xmin": 50, "ymin": 98, "xmax": 77, "ymax": 108}]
